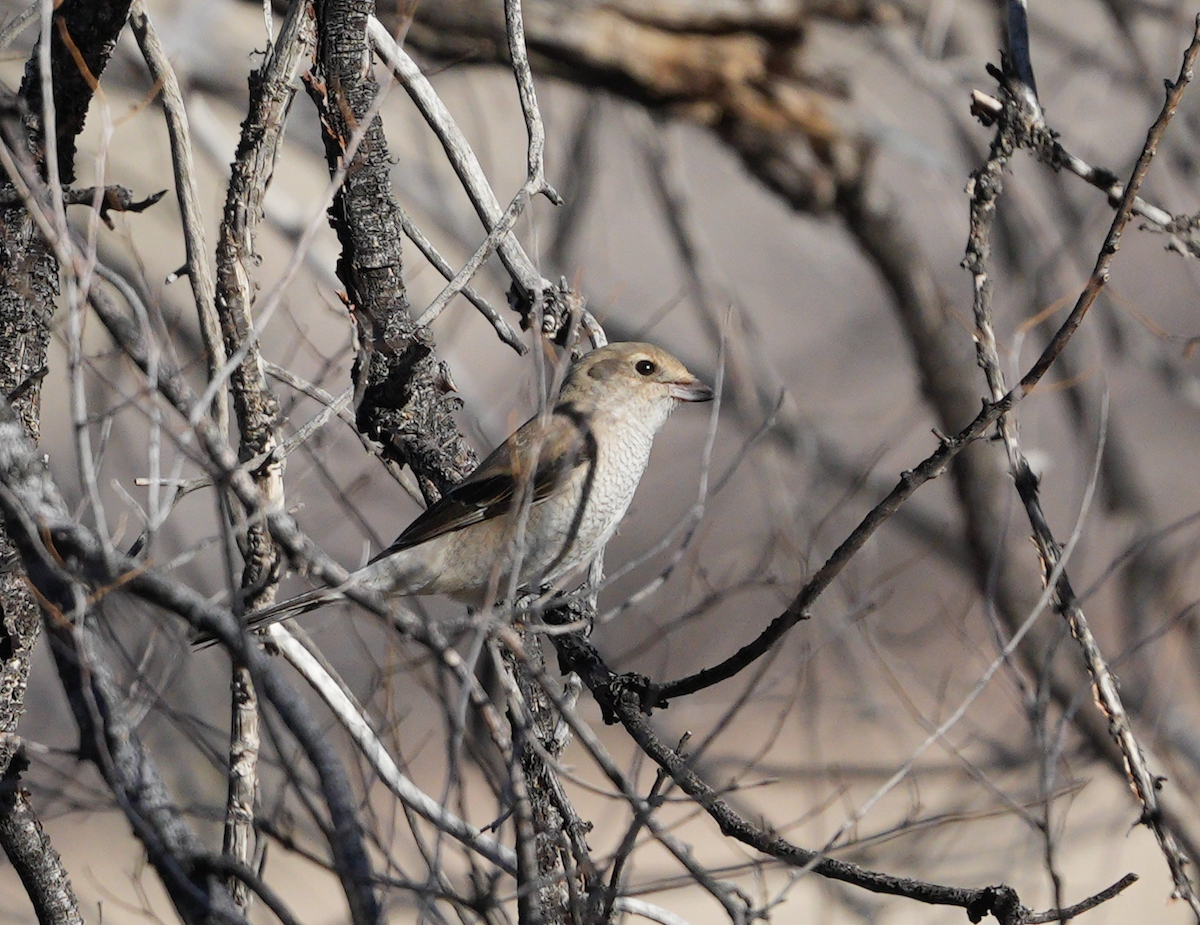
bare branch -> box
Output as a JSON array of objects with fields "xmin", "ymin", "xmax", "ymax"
[
  {"xmin": 129, "ymin": 0, "xmax": 226, "ymax": 433},
  {"xmin": 0, "ymin": 756, "xmax": 84, "ymax": 925},
  {"xmin": 266, "ymin": 623, "xmax": 518, "ymax": 875},
  {"xmin": 0, "ymin": 387, "xmax": 383, "ymax": 925}
]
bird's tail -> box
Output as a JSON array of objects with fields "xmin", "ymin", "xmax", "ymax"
[
  {"xmin": 191, "ymin": 549, "xmax": 434, "ymax": 649},
  {"xmin": 192, "ymin": 586, "xmax": 342, "ymax": 649}
]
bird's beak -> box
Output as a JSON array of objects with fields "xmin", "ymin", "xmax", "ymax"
[{"xmin": 668, "ymin": 377, "xmax": 715, "ymax": 402}]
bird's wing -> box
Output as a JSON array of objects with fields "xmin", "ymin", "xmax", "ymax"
[{"xmin": 370, "ymin": 404, "xmax": 595, "ymax": 558}]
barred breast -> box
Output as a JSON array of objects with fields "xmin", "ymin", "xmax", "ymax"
[{"xmin": 535, "ymin": 405, "xmax": 659, "ymax": 585}]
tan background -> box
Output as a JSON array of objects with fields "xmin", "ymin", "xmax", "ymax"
[{"xmin": 3, "ymin": 0, "xmax": 1200, "ymax": 922}]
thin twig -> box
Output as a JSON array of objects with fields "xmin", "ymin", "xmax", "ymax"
[
  {"xmin": 0, "ymin": 2, "xmax": 35, "ymax": 53},
  {"xmin": 966, "ymin": 16, "xmax": 1200, "ymax": 915},
  {"xmin": 649, "ymin": 18, "xmax": 1200, "ymax": 709},
  {"xmin": 1024, "ymin": 873, "xmax": 1138, "ymax": 923},
  {"xmin": 396, "ymin": 202, "xmax": 523, "ymax": 350},
  {"xmin": 503, "ymin": 0, "xmax": 561, "ymax": 207},
  {"xmin": 0, "ymin": 184, "xmax": 164, "ymax": 222},
  {"xmin": 264, "ymin": 623, "xmax": 519, "ymax": 875},
  {"xmin": 367, "ymin": 17, "xmax": 545, "ymax": 304},
  {"xmin": 129, "ymin": 0, "xmax": 226, "ymax": 434},
  {"xmin": 416, "ymin": 178, "xmax": 545, "ymax": 327}
]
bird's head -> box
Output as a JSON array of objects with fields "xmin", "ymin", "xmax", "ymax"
[{"xmin": 557, "ymin": 342, "xmax": 714, "ymax": 427}]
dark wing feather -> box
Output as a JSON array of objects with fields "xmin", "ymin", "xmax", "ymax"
[{"xmin": 370, "ymin": 405, "xmax": 593, "ymax": 560}]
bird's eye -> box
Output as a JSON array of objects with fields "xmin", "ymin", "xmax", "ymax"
[{"xmin": 635, "ymin": 359, "xmax": 656, "ymax": 376}]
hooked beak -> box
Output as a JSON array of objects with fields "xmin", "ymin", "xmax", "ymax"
[{"xmin": 668, "ymin": 377, "xmax": 715, "ymax": 402}]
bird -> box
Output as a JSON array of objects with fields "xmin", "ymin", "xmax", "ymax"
[{"xmin": 227, "ymin": 342, "xmax": 714, "ymax": 636}]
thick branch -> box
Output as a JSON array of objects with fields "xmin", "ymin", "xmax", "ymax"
[
  {"xmin": 17, "ymin": 0, "xmax": 133, "ymax": 185},
  {"xmin": 0, "ymin": 384, "xmax": 383, "ymax": 925},
  {"xmin": 1, "ymin": 0, "xmax": 131, "ymax": 784},
  {"xmin": 0, "ymin": 756, "xmax": 84, "ymax": 925},
  {"xmin": 314, "ymin": 0, "xmax": 475, "ymax": 501}
]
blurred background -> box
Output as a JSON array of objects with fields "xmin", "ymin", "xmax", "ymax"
[{"xmin": 4, "ymin": 0, "xmax": 1200, "ymax": 922}]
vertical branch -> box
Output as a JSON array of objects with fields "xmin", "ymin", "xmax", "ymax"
[
  {"xmin": 495, "ymin": 9, "xmax": 597, "ymax": 917},
  {"xmin": 314, "ymin": 0, "xmax": 476, "ymax": 502},
  {"xmin": 221, "ymin": 670, "xmax": 258, "ymax": 913},
  {"xmin": 211, "ymin": 3, "xmax": 317, "ymax": 907},
  {"xmin": 502, "ymin": 631, "xmax": 569, "ymax": 925},
  {"xmin": 127, "ymin": 1, "xmax": 226, "ymax": 434},
  {"xmin": 1005, "ymin": 0, "xmax": 1043, "ymax": 123},
  {"xmin": 1, "ymin": 0, "xmax": 138, "ymax": 778},
  {"xmin": 0, "ymin": 15, "xmax": 128, "ymax": 921},
  {"xmin": 504, "ymin": 683, "xmax": 548, "ymax": 925},
  {"xmin": 215, "ymin": 0, "xmax": 314, "ymax": 484},
  {"xmin": 503, "ymin": 0, "xmax": 559, "ymax": 205},
  {"xmin": 964, "ymin": 16, "xmax": 1200, "ymax": 916}
]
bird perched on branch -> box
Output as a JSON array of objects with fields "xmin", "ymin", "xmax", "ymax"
[{"xmin": 228, "ymin": 342, "xmax": 714, "ymax": 636}]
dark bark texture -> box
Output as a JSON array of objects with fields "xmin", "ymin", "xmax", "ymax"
[
  {"xmin": 314, "ymin": 0, "xmax": 477, "ymax": 503},
  {"xmin": 17, "ymin": 0, "xmax": 135, "ymax": 186},
  {"xmin": 0, "ymin": 757, "xmax": 85, "ymax": 925},
  {"xmin": 0, "ymin": 5, "xmax": 130, "ymax": 923},
  {"xmin": 0, "ymin": 0, "xmax": 131, "ymax": 780}
]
